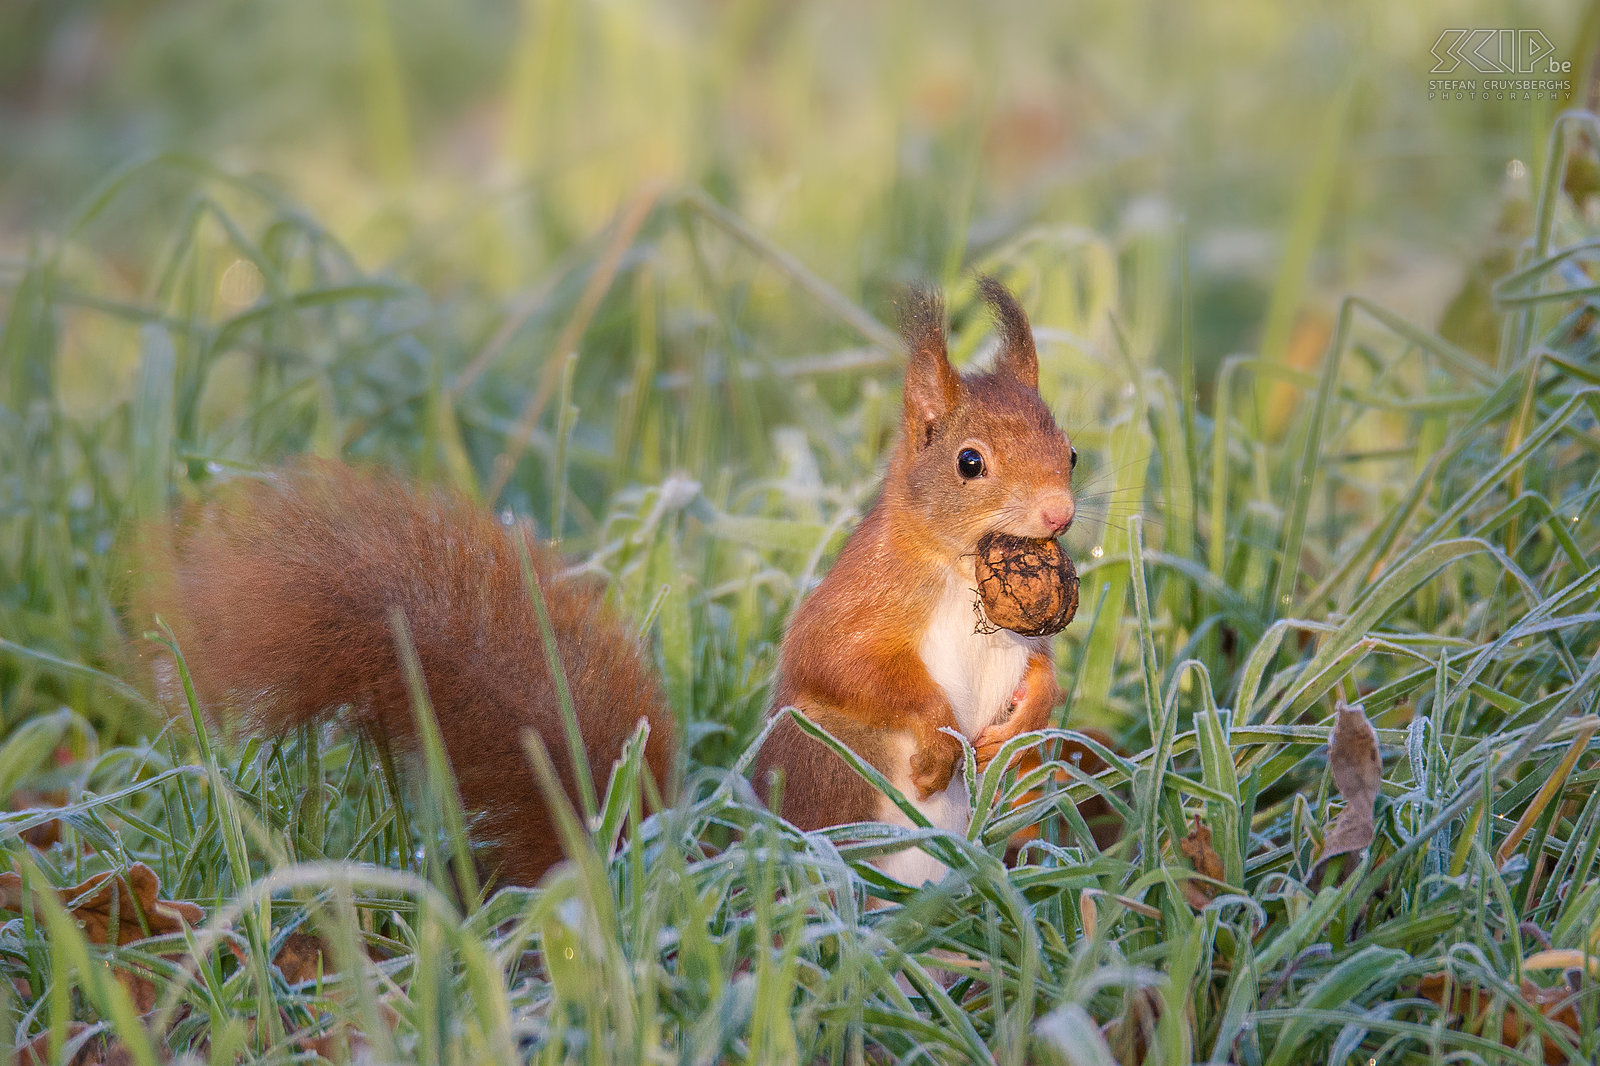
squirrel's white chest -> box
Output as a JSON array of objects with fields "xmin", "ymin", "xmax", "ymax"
[
  {"xmin": 875, "ymin": 566, "xmax": 1035, "ymax": 889},
  {"xmin": 917, "ymin": 567, "xmax": 1033, "ymax": 738}
]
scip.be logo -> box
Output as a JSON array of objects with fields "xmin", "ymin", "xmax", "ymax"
[{"xmin": 1429, "ymin": 30, "xmax": 1570, "ymax": 75}]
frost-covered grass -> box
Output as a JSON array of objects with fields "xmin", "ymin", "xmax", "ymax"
[{"xmin": 2, "ymin": 3, "xmax": 1599, "ymax": 1062}]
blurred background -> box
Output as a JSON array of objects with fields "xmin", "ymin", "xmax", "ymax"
[
  {"xmin": 3, "ymin": 0, "xmax": 1585, "ymax": 381},
  {"xmin": 0, "ymin": 0, "xmax": 1590, "ymax": 742}
]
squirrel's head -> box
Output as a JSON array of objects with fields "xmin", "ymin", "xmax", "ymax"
[{"xmin": 890, "ymin": 277, "xmax": 1076, "ymax": 558}]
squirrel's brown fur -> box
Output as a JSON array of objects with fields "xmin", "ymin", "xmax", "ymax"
[{"xmin": 135, "ymin": 464, "xmax": 674, "ymax": 885}]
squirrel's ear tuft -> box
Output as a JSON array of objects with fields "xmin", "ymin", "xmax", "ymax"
[
  {"xmin": 900, "ymin": 284, "xmax": 959, "ymax": 439},
  {"xmin": 977, "ymin": 275, "xmax": 1039, "ymax": 391}
]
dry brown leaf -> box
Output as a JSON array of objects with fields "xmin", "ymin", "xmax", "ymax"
[
  {"xmin": 6, "ymin": 788, "xmax": 67, "ymax": 850},
  {"xmin": 295, "ymin": 1021, "xmax": 370, "ymax": 1062},
  {"xmin": 1178, "ymin": 815, "xmax": 1225, "ymax": 909},
  {"xmin": 1315, "ymin": 702, "xmax": 1382, "ymax": 871},
  {"xmin": 1418, "ymin": 971, "xmax": 1582, "ymax": 1064},
  {"xmin": 113, "ymin": 969, "xmax": 154, "ymax": 1015},
  {"xmin": 272, "ymin": 931, "xmax": 333, "ymax": 985},
  {"xmin": 226, "ymin": 927, "xmax": 382, "ymax": 985},
  {"xmin": 1, "ymin": 862, "xmax": 202, "ymax": 1018},
  {"xmin": 16, "ymin": 1023, "xmax": 137, "ymax": 1066},
  {"xmin": 220, "ymin": 931, "xmax": 382, "ymax": 1062},
  {"xmin": 0, "ymin": 863, "xmax": 201, "ymax": 946},
  {"xmin": 1102, "ymin": 986, "xmax": 1162, "ymax": 1066}
]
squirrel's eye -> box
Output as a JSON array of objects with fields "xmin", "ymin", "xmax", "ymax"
[
  {"xmin": 956, "ymin": 447, "xmax": 986, "ymax": 480},
  {"xmin": 1070, "ymin": 446, "xmax": 1079, "ymax": 470}
]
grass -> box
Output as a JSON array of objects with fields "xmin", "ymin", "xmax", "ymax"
[{"xmin": 2, "ymin": 1, "xmax": 1600, "ymax": 1062}]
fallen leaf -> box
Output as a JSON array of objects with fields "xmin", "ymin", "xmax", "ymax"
[
  {"xmin": 1178, "ymin": 815, "xmax": 1225, "ymax": 909},
  {"xmin": 220, "ymin": 928, "xmax": 385, "ymax": 1056},
  {"xmin": 224, "ymin": 926, "xmax": 389, "ymax": 1058},
  {"xmin": 272, "ymin": 930, "xmax": 333, "ymax": 985},
  {"xmin": 1418, "ymin": 971, "xmax": 1582, "ymax": 1064},
  {"xmin": 1102, "ymin": 986, "xmax": 1162, "ymax": 1066},
  {"xmin": 0, "ymin": 862, "xmax": 201, "ymax": 946},
  {"xmin": 227, "ymin": 927, "xmax": 383, "ymax": 986},
  {"xmin": 0, "ymin": 862, "xmax": 202, "ymax": 1016},
  {"xmin": 16, "ymin": 1023, "xmax": 137, "ymax": 1066},
  {"xmin": 296, "ymin": 1020, "xmax": 370, "ymax": 1062},
  {"xmin": 6, "ymin": 788, "xmax": 67, "ymax": 850},
  {"xmin": 1314, "ymin": 702, "xmax": 1382, "ymax": 871}
]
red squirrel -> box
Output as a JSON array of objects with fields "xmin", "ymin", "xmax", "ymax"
[
  {"xmin": 136, "ymin": 465, "xmax": 674, "ymax": 886},
  {"xmin": 753, "ymin": 277, "xmax": 1077, "ymax": 885},
  {"xmin": 134, "ymin": 278, "xmax": 1071, "ymax": 889}
]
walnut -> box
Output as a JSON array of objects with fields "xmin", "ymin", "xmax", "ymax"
[{"xmin": 973, "ymin": 533, "xmax": 1078, "ymax": 636}]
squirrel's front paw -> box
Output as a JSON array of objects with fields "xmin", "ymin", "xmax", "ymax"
[
  {"xmin": 909, "ymin": 731, "xmax": 963, "ymax": 799},
  {"xmin": 973, "ymin": 722, "xmax": 1016, "ymax": 768}
]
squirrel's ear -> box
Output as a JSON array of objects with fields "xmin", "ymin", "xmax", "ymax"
[
  {"xmin": 900, "ymin": 284, "xmax": 959, "ymax": 439},
  {"xmin": 978, "ymin": 275, "xmax": 1039, "ymax": 391}
]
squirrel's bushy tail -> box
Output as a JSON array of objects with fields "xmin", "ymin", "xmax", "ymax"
[{"xmin": 136, "ymin": 463, "xmax": 674, "ymax": 884}]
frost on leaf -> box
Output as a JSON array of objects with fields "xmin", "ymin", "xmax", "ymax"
[
  {"xmin": 0, "ymin": 862, "xmax": 201, "ymax": 945},
  {"xmin": 1314, "ymin": 701, "xmax": 1382, "ymax": 874},
  {"xmin": 1418, "ymin": 970, "xmax": 1581, "ymax": 1064},
  {"xmin": 1178, "ymin": 814, "xmax": 1225, "ymax": 909},
  {"xmin": 0, "ymin": 862, "xmax": 202, "ymax": 1013}
]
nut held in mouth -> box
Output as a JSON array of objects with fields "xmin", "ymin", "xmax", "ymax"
[{"xmin": 973, "ymin": 532, "xmax": 1079, "ymax": 637}]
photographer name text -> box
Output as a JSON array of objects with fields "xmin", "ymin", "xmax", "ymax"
[{"xmin": 1429, "ymin": 79, "xmax": 1572, "ymax": 101}]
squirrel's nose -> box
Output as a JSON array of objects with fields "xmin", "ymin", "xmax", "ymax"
[{"xmin": 1039, "ymin": 494, "xmax": 1075, "ymax": 536}]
